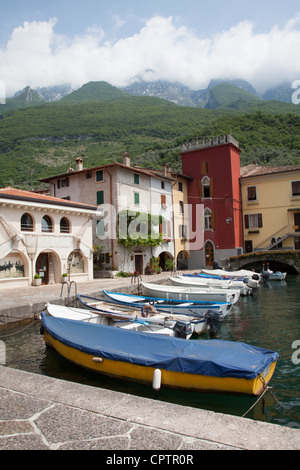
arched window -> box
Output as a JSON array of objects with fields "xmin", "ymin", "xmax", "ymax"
[
  {"xmin": 41, "ymin": 215, "xmax": 53, "ymax": 233},
  {"xmin": 60, "ymin": 217, "xmax": 70, "ymax": 233},
  {"xmin": 204, "ymin": 208, "xmax": 212, "ymax": 230},
  {"xmin": 20, "ymin": 213, "xmax": 34, "ymax": 232},
  {"xmin": 202, "ymin": 177, "xmax": 211, "ymax": 198}
]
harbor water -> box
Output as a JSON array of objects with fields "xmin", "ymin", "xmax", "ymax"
[{"xmin": 1, "ymin": 275, "xmax": 300, "ymax": 430}]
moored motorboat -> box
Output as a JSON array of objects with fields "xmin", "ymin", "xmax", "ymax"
[
  {"xmin": 44, "ymin": 302, "xmax": 194, "ymax": 339},
  {"xmin": 141, "ymin": 282, "xmax": 240, "ymax": 304},
  {"xmin": 78, "ymin": 293, "xmax": 225, "ymax": 336},
  {"xmin": 100, "ymin": 291, "xmax": 232, "ymax": 317},
  {"xmin": 261, "ymin": 269, "xmax": 287, "ymax": 281},
  {"xmin": 200, "ymin": 269, "xmax": 261, "ymax": 284},
  {"xmin": 40, "ymin": 313, "xmax": 279, "ymax": 396},
  {"xmin": 169, "ymin": 275, "xmax": 253, "ymax": 296}
]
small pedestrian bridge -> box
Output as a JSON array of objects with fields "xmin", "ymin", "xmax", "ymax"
[{"xmin": 224, "ymin": 250, "xmax": 300, "ymax": 275}]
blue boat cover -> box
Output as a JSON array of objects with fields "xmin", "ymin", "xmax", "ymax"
[{"xmin": 41, "ymin": 314, "xmax": 279, "ymax": 380}]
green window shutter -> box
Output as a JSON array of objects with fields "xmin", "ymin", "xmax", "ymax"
[
  {"xmin": 96, "ymin": 170, "xmax": 103, "ymax": 182},
  {"xmin": 97, "ymin": 190, "xmax": 104, "ymax": 205},
  {"xmin": 134, "ymin": 173, "xmax": 140, "ymax": 184},
  {"xmin": 134, "ymin": 192, "xmax": 140, "ymax": 205}
]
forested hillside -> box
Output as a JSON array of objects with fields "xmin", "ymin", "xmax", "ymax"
[{"xmin": 0, "ymin": 82, "xmax": 299, "ymax": 189}]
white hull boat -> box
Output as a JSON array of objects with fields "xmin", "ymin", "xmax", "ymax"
[
  {"xmin": 201, "ymin": 269, "xmax": 261, "ymax": 283},
  {"xmin": 262, "ymin": 269, "xmax": 287, "ymax": 281},
  {"xmin": 77, "ymin": 290, "xmax": 226, "ymax": 335},
  {"xmin": 44, "ymin": 302, "xmax": 194, "ymax": 339},
  {"xmin": 169, "ymin": 275, "xmax": 253, "ymax": 296},
  {"xmin": 141, "ymin": 282, "xmax": 240, "ymax": 304}
]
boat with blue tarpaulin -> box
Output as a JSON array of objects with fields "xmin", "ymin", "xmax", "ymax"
[{"xmin": 40, "ymin": 313, "xmax": 279, "ymax": 396}]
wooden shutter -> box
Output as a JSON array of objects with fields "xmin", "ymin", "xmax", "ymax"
[
  {"xmin": 198, "ymin": 179, "xmax": 203, "ymax": 198},
  {"xmin": 211, "ymin": 209, "xmax": 216, "ymax": 229},
  {"xmin": 209, "ymin": 177, "xmax": 214, "ymax": 197},
  {"xmin": 258, "ymin": 213, "xmax": 263, "ymax": 228},
  {"xmin": 201, "ymin": 161, "xmax": 209, "ymax": 174},
  {"xmin": 244, "ymin": 215, "xmax": 249, "ymax": 229}
]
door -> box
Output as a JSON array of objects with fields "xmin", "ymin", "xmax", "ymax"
[
  {"xmin": 294, "ymin": 213, "xmax": 300, "ymax": 232},
  {"xmin": 204, "ymin": 241, "xmax": 214, "ymax": 266},
  {"xmin": 134, "ymin": 254, "xmax": 143, "ymax": 275},
  {"xmin": 245, "ymin": 240, "xmax": 253, "ymax": 253},
  {"xmin": 36, "ymin": 253, "xmax": 49, "ymax": 285}
]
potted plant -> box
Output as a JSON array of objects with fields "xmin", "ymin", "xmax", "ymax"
[
  {"xmin": 61, "ymin": 273, "xmax": 68, "ymax": 283},
  {"xmin": 32, "ymin": 273, "xmax": 41, "ymax": 286}
]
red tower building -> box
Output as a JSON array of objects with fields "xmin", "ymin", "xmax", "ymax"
[{"xmin": 181, "ymin": 135, "xmax": 243, "ymax": 268}]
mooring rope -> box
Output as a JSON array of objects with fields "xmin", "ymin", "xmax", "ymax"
[
  {"xmin": 242, "ymin": 385, "xmax": 300, "ymax": 422},
  {"xmin": 0, "ymin": 319, "xmax": 40, "ymax": 338}
]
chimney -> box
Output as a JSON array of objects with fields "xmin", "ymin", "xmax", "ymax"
[
  {"xmin": 163, "ymin": 165, "xmax": 171, "ymax": 177},
  {"xmin": 75, "ymin": 157, "xmax": 83, "ymax": 171},
  {"xmin": 122, "ymin": 152, "xmax": 130, "ymax": 167}
]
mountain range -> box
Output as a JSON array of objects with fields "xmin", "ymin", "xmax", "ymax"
[
  {"xmin": 4, "ymin": 78, "xmax": 297, "ymax": 112},
  {"xmin": 0, "ymin": 79, "xmax": 299, "ymax": 190}
]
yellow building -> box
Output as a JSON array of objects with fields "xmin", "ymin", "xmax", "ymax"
[
  {"xmin": 170, "ymin": 171, "xmax": 191, "ymax": 269},
  {"xmin": 241, "ymin": 165, "xmax": 300, "ymax": 252}
]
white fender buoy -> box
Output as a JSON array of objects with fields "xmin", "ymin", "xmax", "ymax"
[{"xmin": 152, "ymin": 368, "xmax": 162, "ymax": 391}]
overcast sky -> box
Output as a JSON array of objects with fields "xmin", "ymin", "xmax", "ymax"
[{"xmin": 1, "ymin": 0, "xmax": 300, "ymax": 96}]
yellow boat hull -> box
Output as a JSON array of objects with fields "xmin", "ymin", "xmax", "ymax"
[{"xmin": 44, "ymin": 330, "xmax": 277, "ymax": 396}]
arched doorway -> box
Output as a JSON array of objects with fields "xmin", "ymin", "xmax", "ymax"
[
  {"xmin": 176, "ymin": 250, "xmax": 190, "ymax": 270},
  {"xmin": 158, "ymin": 251, "xmax": 173, "ymax": 271},
  {"xmin": 36, "ymin": 253, "xmax": 49, "ymax": 284},
  {"xmin": 204, "ymin": 241, "xmax": 214, "ymax": 267}
]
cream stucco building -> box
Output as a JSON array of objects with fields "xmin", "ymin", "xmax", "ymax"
[{"xmin": 0, "ymin": 187, "xmax": 97, "ymax": 290}]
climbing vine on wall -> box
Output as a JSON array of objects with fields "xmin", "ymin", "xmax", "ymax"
[{"xmin": 117, "ymin": 210, "xmax": 164, "ymax": 251}]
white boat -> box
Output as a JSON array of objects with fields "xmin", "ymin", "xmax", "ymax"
[
  {"xmin": 141, "ymin": 282, "xmax": 240, "ymax": 304},
  {"xmin": 100, "ymin": 291, "xmax": 232, "ymax": 317},
  {"xmin": 262, "ymin": 269, "xmax": 287, "ymax": 281},
  {"xmin": 78, "ymin": 294, "xmax": 224, "ymax": 336},
  {"xmin": 201, "ymin": 269, "xmax": 261, "ymax": 283},
  {"xmin": 44, "ymin": 302, "xmax": 194, "ymax": 339},
  {"xmin": 169, "ymin": 275, "xmax": 253, "ymax": 296}
]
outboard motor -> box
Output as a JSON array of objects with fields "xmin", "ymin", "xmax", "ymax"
[
  {"xmin": 205, "ymin": 309, "xmax": 223, "ymax": 338},
  {"xmin": 174, "ymin": 321, "xmax": 193, "ymax": 339},
  {"xmin": 247, "ymin": 274, "xmax": 260, "ymax": 289}
]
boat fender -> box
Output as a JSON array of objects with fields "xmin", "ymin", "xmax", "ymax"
[
  {"xmin": 92, "ymin": 357, "xmax": 103, "ymax": 363},
  {"xmin": 152, "ymin": 369, "xmax": 162, "ymax": 391},
  {"xmin": 39, "ymin": 325, "xmax": 44, "ymax": 336}
]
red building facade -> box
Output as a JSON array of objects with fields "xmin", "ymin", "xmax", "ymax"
[{"xmin": 181, "ymin": 135, "xmax": 243, "ymax": 268}]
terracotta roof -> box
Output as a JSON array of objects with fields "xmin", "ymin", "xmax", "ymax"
[
  {"xmin": 0, "ymin": 187, "xmax": 97, "ymax": 210},
  {"xmin": 240, "ymin": 164, "xmax": 300, "ymax": 178},
  {"xmin": 40, "ymin": 162, "xmax": 173, "ymax": 183}
]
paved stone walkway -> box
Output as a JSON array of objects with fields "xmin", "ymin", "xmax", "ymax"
[
  {"xmin": 1, "ymin": 273, "xmax": 300, "ymax": 451},
  {"xmin": 1, "ymin": 366, "xmax": 300, "ymax": 451}
]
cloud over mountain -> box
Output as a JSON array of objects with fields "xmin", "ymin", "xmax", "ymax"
[{"xmin": 1, "ymin": 14, "xmax": 300, "ymax": 96}]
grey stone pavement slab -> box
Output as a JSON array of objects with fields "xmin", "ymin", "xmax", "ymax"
[{"xmin": 0, "ymin": 365, "xmax": 299, "ymax": 451}]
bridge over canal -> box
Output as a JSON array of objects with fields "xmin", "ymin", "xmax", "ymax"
[{"xmin": 224, "ymin": 250, "xmax": 300, "ymax": 275}]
